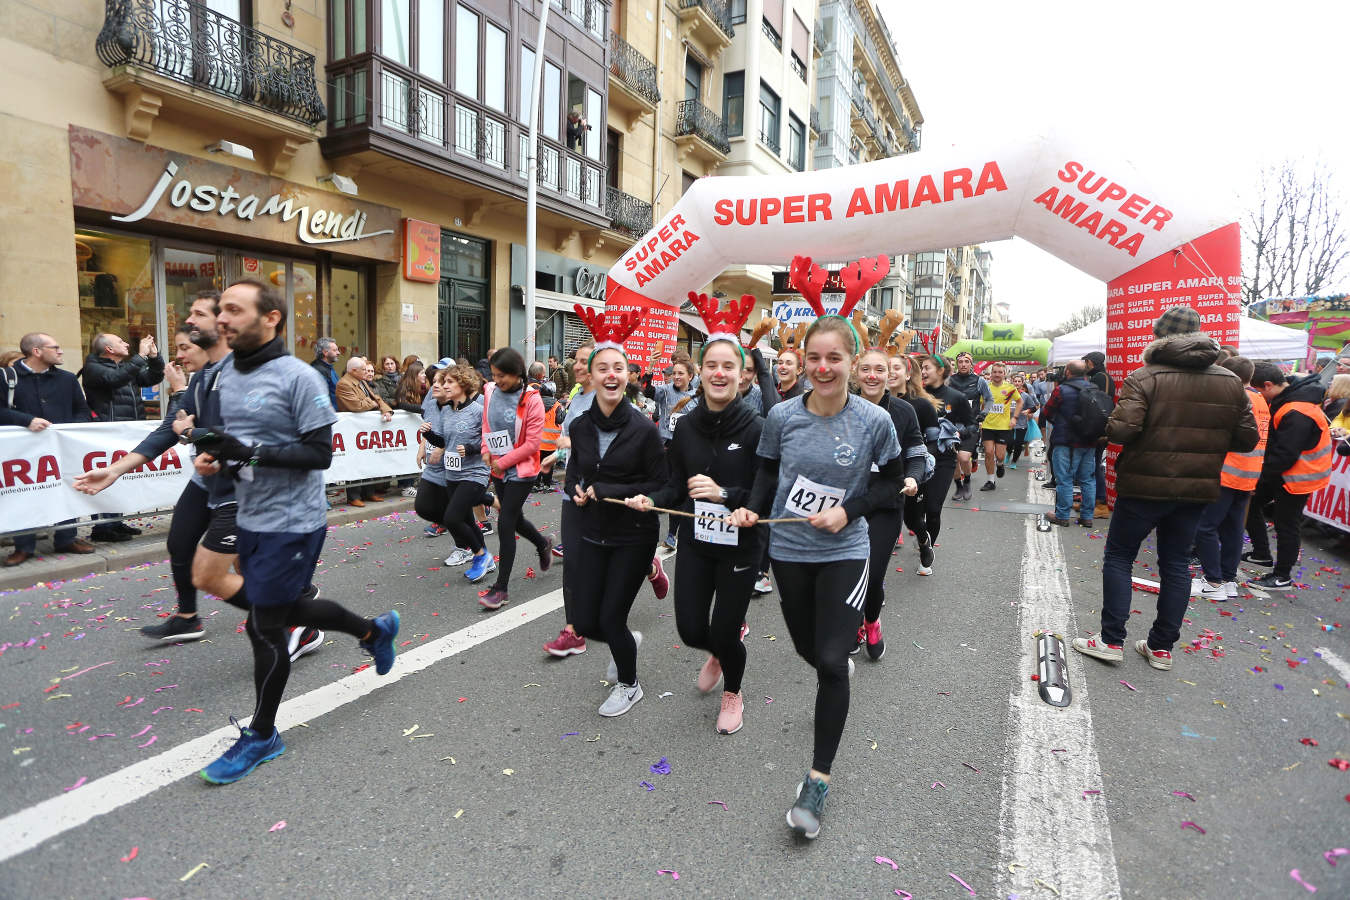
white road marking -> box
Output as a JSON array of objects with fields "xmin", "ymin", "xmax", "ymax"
[
  {"xmin": 0, "ymin": 588, "xmax": 564, "ymax": 864},
  {"xmin": 996, "ymin": 479, "xmax": 1122, "ymax": 898},
  {"xmin": 1314, "ymin": 646, "xmax": 1350, "ymax": 683}
]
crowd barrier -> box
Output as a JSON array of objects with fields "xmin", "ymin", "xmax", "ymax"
[{"xmin": 0, "ymin": 412, "xmax": 421, "ymax": 533}]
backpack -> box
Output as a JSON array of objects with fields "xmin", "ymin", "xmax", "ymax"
[
  {"xmin": 1068, "ymin": 383, "xmax": 1113, "ymax": 441},
  {"xmin": 1, "ymin": 366, "xmax": 16, "ymax": 410}
]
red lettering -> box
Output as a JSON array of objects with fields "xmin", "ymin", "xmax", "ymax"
[
  {"xmin": 670, "ymin": 213, "xmax": 686, "ymax": 229},
  {"xmin": 759, "ymin": 197, "xmax": 781, "ymax": 223},
  {"xmin": 713, "ymin": 199, "xmax": 733, "ymax": 226},
  {"xmin": 911, "ymin": 175, "xmax": 940, "ymax": 207},
  {"xmin": 1075, "ymin": 210, "xmax": 1104, "ymax": 236},
  {"xmin": 83, "ymin": 451, "xmax": 107, "ymax": 471},
  {"xmin": 874, "ymin": 180, "xmax": 908, "ymax": 214},
  {"xmin": 1117, "ymin": 233, "xmax": 1144, "ymax": 256},
  {"xmin": 1120, "ymin": 193, "xmax": 1148, "ymax": 219},
  {"xmin": 845, "ymin": 187, "xmax": 873, "ymax": 218},
  {"xmin": 2, "ymin": 458, "xmax": 32, "ymax": 487},
  {"xmin": 1078, "ymin": 171, "xmax": 1106, "ymax": 195},
  {"xmin": 332, "ymin": 433, "xmax": 346, "ymax": 452},
  {"xmin": 1099, "ymin": 182, "xmax": 1127, "ymax": 203},
  {"xmin": 1100, "ymin": 218, "xmax": 1128, "ymax": 245},
  {"xmin": 943, "ymin": 167, "xmax": 974, "ymax": 201},
  {"xmin": 734, "ymin": 199, "xmax": 756, "ymax": 226},
  {"xmin": 783, "ymin": 194, "xmax": 804, "ymax": 223},
  {"xmin": 658, "ymin": 223, "xmax": 673, "ymax": 242},
  {"xmin": 1141, "ymin": 205, "xmax": 1172, "ymax": 231},
  {"xmin": 807, "ymin": 193, "xmax": 831, "ymax": 221},
  {"xmin": 1058, "ymin": 161, "xmax": 1083, "ymax": 183},
  {"xmin": 974, "ymin": 161, "xmax": 1008, "ymax": 195}
]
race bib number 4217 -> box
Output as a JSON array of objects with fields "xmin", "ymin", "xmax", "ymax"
[{"xmin": 784, "ymin": 475, "xmax": 846, "ymax": 518}]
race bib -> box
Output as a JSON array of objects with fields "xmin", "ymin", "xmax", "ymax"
[
  {"xmin": 990, "ymin": 403, "xmax": 1005, "ymax": 415},
  {"xmin": 668, "ymin": 412, "xmax": 685, "ymax": 432},
  {"xmin": 784, "ymin": 475, "xmax": 846, "ymax": 518},
  {"xmin": 485, "ymin": 429, "xmax": 512, "ymax": 455},
  {"xmin": 444, "ymin": 452, "xmax": 462, "ymax": 472},
  {"xmin": 693, "ymin": 501, "xmax": 737, "ymax": 545}
]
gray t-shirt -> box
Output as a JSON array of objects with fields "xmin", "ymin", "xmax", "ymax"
[
  {"xmin": 757, "ymin": 394, "xmax": 901, "ymax": 563},
  {"xmin": 436, "ymin": 396, "xmax": 490, "ymax": 485},
  {"xmin": 743, "ymin": 382, "xmax": 763, "ymax": 415},
  {"xmin": 561, "ymin": 389, "xmax": 594, "ymax": 437},
  {"xmin": 653, "ymin": 382, "xmax": 697, "ymax": 441},
  {"xmin": 218, "ymin": 355, "xmax": 337, "ymax": 532},
  {"xmin": 484, "ymin": 384, "xmax": 529, "ymax": 482},
  {"xmin": 419, "ymin": 391, "xmax": 446, "ymax": 486}
]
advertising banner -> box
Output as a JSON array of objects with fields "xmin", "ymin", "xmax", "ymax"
[
  {"xmin": 983, "ymin": 323, "xmax": 1024, "ymax": 342},
  {"xmin": 944, "ymin": 338, "xmax": 1050, "ymax": 365},
  {"xmin": 604, "ymin": 290, "xmax": 680, "ymax": 373},
  {"xmin": 1304, "ymin": 451, "xmax": 1350, "ymax": 534},
  {"xmin": 0, "ymin": 413, "xmax": 422, "ymax": 533}
]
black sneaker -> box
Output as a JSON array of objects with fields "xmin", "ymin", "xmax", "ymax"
[
  {"xmin": 787, "ymin": 774, "xmax": 829, "ymax": 839},
  {"xmin": 1042, "ymin": 480, "xmax": 1057, "ymax": 490},
  {"xmin": 287, "ymin": 627, "xmax": 325, "ymax": 662},
  {"xmin": 849, "ymin": 625, "xmax": 864, "ymax": 656},
  {"xmin": 1241, "ymin": 551, "xmax": 1274, "ymax": 568},
  {"xmin": 980, "ymin": 480, "xmax": 996, "ymax": 491},
  {"xmin": 919, "ymin": 539, "xmax": 934, "ymax": 569},
  {"xmin": 479, "ymin": 519, "xmax": 495, "ymax": 536},
  {"xmin": 996, "ymin": 463, "xmax": 1005, "ymax": 478},
  {"xmin": 114, "ymin": 522, "xmax": 144, "ymax": 536},
  {"xmin": 90, "ymin": 528, "xmax": 133, "ymax": 543},
  {"xmin": 140, "ymin": 615, "xmax": 206, "ymax": 641},
  {"xmin": 1248, "ymin": 573, "xmax": 1292, "ymax": 590}
]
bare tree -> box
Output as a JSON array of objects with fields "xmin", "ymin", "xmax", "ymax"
[
  {"xmin": 1031, "ymin": 303, "xmax": 1105, "ymax": 340},
  {"xmin": 1244, "ymin": 160, "xmax": 1349, "ymax": 308}
]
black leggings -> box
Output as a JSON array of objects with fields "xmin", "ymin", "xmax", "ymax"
[
  {"xmin": 246, "ymin": 597, "xmax": 373, "ymax": 734},
  {"xmin": 921, "ymin": 454, "xmax": 958, "ymax": 543},
  {"xmin": 490, "ymin": 479, "xmax": 548, "ymax": 591},
  {"xmin": 772, "ymin": 557, "xmax": 868, "ymax": 775},
  {"xmin": 415, "ymin": 479, "xmax": 487, "ymax": 554},
  {"xmin": 560, "ymin": 500, "xmax": 580, "ymax": 624},
  {"xmin": 902, "ymin": 484, "xmax": 929, "ymax": 548},
  {"xmin": 572, "ymin": 539, "xmax": 657, "ymax": 685},
  {"xmin": 1009, "ymin": 426, "xmax": 1028, "ymax": 463},
  {"xmin": 864, "ymin": 506, "xmax": 903, "ymax": 623},
  {"xmin": 167, "ymin": 482, "xmax": 211, "ymax": 615},
  {"xmin": 673, "ymin": 549, "xmax": 757, "ymax": 694}
]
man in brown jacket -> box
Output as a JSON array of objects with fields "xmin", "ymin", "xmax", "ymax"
[
  {"xmin": 336, "ymin": 356, "xmax": 393, "ymax": 506},
  {"xmin": 1074, "ymin": 306, "xmax": 1258, "ymax": 672}
]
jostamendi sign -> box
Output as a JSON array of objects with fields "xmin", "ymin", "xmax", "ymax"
[{"xmin": 69, "ymin": 126, "xmax": 400, "ymax": 262}]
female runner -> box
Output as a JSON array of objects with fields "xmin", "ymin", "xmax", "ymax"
[
  {"xmin": 896, "ymin": 356, "xmax": 941, "ymax": 575},
  {"xmin": 420, "ymin": 365, "xmax": 495, "ymax": 585},
  {"xmin": 917, "ymin": 355, "xmax": 974, "ymax": 571}
]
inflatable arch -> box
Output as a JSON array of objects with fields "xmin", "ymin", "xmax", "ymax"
[{"xmin": 604, "ymin": 133, "xmax": 1243, "ymax": 385}]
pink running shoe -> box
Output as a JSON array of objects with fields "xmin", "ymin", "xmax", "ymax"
[
  {"xmin": 697, "ymin": 655, "xmax": 723, "ymax": 693},
  {"xmin": 648, "ymin": 556, "xmax": 669, "ymax": 600},
  {"xmin": 544, "ymin": 628, "xmax": 586, "ymax": 657},
  {"xmin": 716, "ymin": 691, "xmax": 744, "ymax": 735}
]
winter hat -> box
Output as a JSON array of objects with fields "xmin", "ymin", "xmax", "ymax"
[{"xmin": 1152, "ymin": 306, "xmax": 1202, "ymax": 338}]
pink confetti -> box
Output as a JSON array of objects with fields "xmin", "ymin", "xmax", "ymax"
[
  {"xmin": 894, "ymin": 892, "xmax": 913, "ymax": 900},
  {"xmin": 151, "ymin": 706, "xmax": 173, "ymax": 714},
  {"xmin": 1171, "ymin": 791, "xmax": 1196, "ymax": 801},
  {"xmin": 707, "ymin": 800, "xmax": 727, "ymax": 810},
  {"xmin": 1120, "ymin": 680, "xmax": 1138, "ymax": 691},
  {"xmin": 61, "ymin": 660, "xmax": 116, "ymax": 680},
  {"xmin": 138, "ymin": 736, "xmax": 157, "ymax": 749},
  {"xmin": 131, "ymin": 725, "xmax": 152, "ymax": 738},
  {"xmin": 948, "ymin": 872, "xmax": 976, "ymax": 896},
  {"xmin": 121, "ymin": 697, "xmax": 144, "ymax": 708},
  {"xmin": 120, "ymin": 846, "xmax": 138, "ymax": 862},
  {"xmin": 962, "ymin": 762, "xmax": 980, "ymax": 773},
  {"xmin": 764, "ymin": 696, "xmax": 773, "ymax": 704},
  {"xmin": 656, "ymin": 869, "xmax": 679, "ymax": 881},
  {"xmin": 269, "ymin": 821, "xmax": 286, "ymax": 832},
  {"xmin": 1180, "ymin": 821, "xmax": 1206, "ymax": 834},
  {"xmin": 1082, "ymin": 789, "xmax": 1101, "ymax": 799},
  {"xmin": 64, "ymin": 776, "xmax": 87, "ymax": 792},
  {"xmin": 1290, "ymin": 869, "xmax": 1317, "ymax": 893},
  {"xmin": 931, "ymin": 781, "xmax": 946, "ymax": 789},
  {"xmin": 875, "ymin": 856, "xmax": 899, "ymax": 869},
  {"xmin": 153, "ymin": 684, "xmax": 178, "ymax": 692},
  {"xmin": 89, "ymin": 733, "xmax": 116, "ymax": 741},
  {"xmin": 1326, "ymin": 848, "xmax": 1349, "ymax": 866}
]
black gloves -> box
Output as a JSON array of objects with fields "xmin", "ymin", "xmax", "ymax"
[{"xmin": 188, "ymin": 427, "xmax": 255, "ymax": 462}]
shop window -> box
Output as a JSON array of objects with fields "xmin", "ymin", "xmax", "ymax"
[
  {"xmin": 162, "ymin": 246, "xmax": 222, "ymax": 340},
  {"xmin": 75, "ymin": 228, "xmax": 157, "ymax": 370},
  {"xmin": 330, "ymin": 266, "xmax": 368, "ymax": 361}
]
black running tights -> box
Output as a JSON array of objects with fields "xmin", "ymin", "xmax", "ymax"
[
  {"xmin": 166, "ymin": 482, "xmax": 211, "ymax": 615},
  {"xmin": 673, "ymin": 550, "xmax": 757, "ymax": 694},
  {"xmin": 922, "ymin": 454, "xmax": 958, "ymax": 543},
  {"xmin": 490, "ymin": 479, "xmax": 547, "ymax": 591},
  {"xmin": 772, "ymin": 558, "xmax": 867, "ymax": 775},
  {"xmin": 864, "ymin": 506, "xmax": 903, "ymax": 623},
  {"xmin": 571, "ymin": 539, "xmax": 656, "ymax": 685},
  {"xmin": 247, "ymin": 597, "xmax": 374, "ymax": 735}
]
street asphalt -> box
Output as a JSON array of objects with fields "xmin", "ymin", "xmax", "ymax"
[{"xmin": 1, "ymin": 463, "xmax": 1346, "ymax": 899}]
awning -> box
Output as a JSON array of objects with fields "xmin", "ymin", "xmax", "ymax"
[{"xmin": 535, "ymin": 289, "xmax": 602, "ymax": 314}]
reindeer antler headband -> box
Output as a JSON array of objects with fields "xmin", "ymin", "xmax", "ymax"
[
  {"xmin": 573, "ymin": 304, "xmax": 643, "ymax": 362},
  {"xmin": 788, "ymin": 253, "xmax": 891, "ymax": 351},
  {"xmin": 686, "ymin": 291, "xmax": 756, "ymax": 363}
]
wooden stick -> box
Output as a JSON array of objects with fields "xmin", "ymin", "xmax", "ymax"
[{"xmin": 599, "ymin": 496, "xmax": 809, "ymax": 524}]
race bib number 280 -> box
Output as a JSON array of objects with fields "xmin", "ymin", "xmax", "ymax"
[{"xmin": 784, "ymin": 475, "xmax": 846, "ymax": 518}]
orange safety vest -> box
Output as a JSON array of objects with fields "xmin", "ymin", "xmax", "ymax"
[
  {"xmin": 1271, "ymin": 400, "xmax": 1332, "ymax": 495},
  {"xmin": 1220, "ymin": 387, "xmax": 1270, "ymax": 491},
  {"xmin": 539, "ymin": 402, "xmax": 562, "ymax": 453}
]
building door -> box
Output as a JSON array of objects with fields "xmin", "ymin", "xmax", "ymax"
[{"xmin": 437, "ymin": 229, "xmax": 490, "ymax": 363}]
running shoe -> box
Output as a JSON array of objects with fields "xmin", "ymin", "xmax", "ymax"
[
  {"xmin": 648, "ymin": 556, "xmax": 669, "ymax": 599},
  {"xmin": 598, "ymin": 680, "xmax": 643, "ymax": 717},
  {"xmin": 140, "ymin": 615, "xmax": 206, "ymax": 641},
  {"xmin": 1008, "ymin": 462, "xmax": 1018, "ymax": 470},
  {"xmin": 287, "ymin": 627, "xmax": 324, "ymax": 662},
  {"xmin": 1240, "ymin": 551, "xmax": 1273, "ymax": 567},
  {"xmin": 545, "ymin": 628, "xmax": 586, "ymax": 657},
  {"xmin": 538, "ymin": 536, "xmax": 555, "ymax": 573},
  {"xmin": 1134, "ymin": 640, "xmax": 1173, "ymax": 671},
  {"xmin": 402, "ymin": 486, "xmax": 418, "ymax": 498},
  {"xmin": 739, "ymin": 621, "xmax": 750, "ymax": 641},
  {"xmin": 1071, "ymin": 636, "xmax": 1123, "ymax": 663},
  {"xmin": 551, "ymin": 544, "xmax": 566, "ymax": 559},
  {"xmin": 199, "ymin": 716, "xmax": 285, "ymax": 785},
  {"xmin": 478, "ymin": 588, "xmax": 509, "ymax": 609},
  {"xmin": 847, "ymin": 657, "xmax": 855, "ymax": 678},
  {"xmin": 697, "ymin": 655, "xmax": 723, "ymax": 693},
  {"xmin": 753, "ymin": 574, "xmax": 773, "ymax": 595},
  {"xmin": 996, "ymin": 463, "xmax": 1005, "ymax": 478},
  {"xmin": 1190, "ymin": 578, "xmax": 1227, "ymax": 602},
  {"xmin": 1224, "ymin": 581, "xmax": 1238, "ymax": 598},
  {"xmin": 605, "ymin": 631, "xmax": 643, "ymax": 682},
  {"xmin": 465, "ymin": 553, "xmax": 496, "ymax": 583},
  {"xmin": 423, "ymin": 524, "xmax": 446, "ymax": 538},
  {"xmin": 864, "ymin": 619, "xmax": 885, "ymax": 661},
  {"xmin": 786, "ymin": 774, "xmax": 829, "ymax": 839},
  {"xmin": 1248, "ymin": 573, "xmax": 1292, "ymax": 591},
  {"xmin": 918, "ymin": 539, "xmax": 934, "ymax": 574},
  {"xmin": 716, "ymin": 691, "xmax": 744, "ymax": 735},
  {"xmin": 478, "ymin": 519, "xmax": 495, "ymax": 536},
  {"xmin": 443, "ymin": 548, "xmax": 472, "ymax": 566},
  {"xmin": 662, "ymin": 534, "xmax": 678, "ymax": 553},
  {"xmin": 360, "ymin": 610, "xmax": 401, "ymax": 675},
  {"xmin": 980, "ymin": 480, "xmax": 996, "ymax": 491},
  {"xmin": 850, "ymin": 625, "xmax": 864, "ymax": 656}
]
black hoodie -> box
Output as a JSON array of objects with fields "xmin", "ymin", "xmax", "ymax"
[
  {"xmin": 649, "ymin": 396, "xmax": 765, "ymax": 561},
  {"xmin": 1260, "ymin": 373, "xmax": 1328, "ymax": 491},
  {"xmin": 565, "ymin": 396, "xmax": 667, "ymax": 545}
]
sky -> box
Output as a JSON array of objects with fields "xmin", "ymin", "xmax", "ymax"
[{"xmin": 875, "ymin": 0, "xmax": 1350, "ymax": 330}]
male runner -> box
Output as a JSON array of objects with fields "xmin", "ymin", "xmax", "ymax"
[
  {"xmin": 181, "ymin": 279, "xmax": 399, "ymax": 784},
  {"xmin": 946, "ymin": 351, "xmax": 991, "ymax": 500},
  {"xmin": 978, "ymin": 363, "xmax": 1022, "ymax": 491}
]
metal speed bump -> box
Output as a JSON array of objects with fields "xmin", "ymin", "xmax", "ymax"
[{"xmin": 1034, "ymin": 630, "xmax": 1072, "ymax": 708}]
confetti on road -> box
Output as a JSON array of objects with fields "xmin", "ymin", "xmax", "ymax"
[
  {"xmin": 875, "ymin": 856, "xmax": 899, "ymax": 870},
  {"xmin": 1120, "ymin": 680, "xmax": 1137, "ymax": 691},
  {"xmin": 63, "ymin": 777, "xmax": 86, "ymax": 792},
  {"xmin": 269, "ymin": 821, "xmax": 286, "ymax": 832},
  {"xmin": 180, "ymin": 863, "xmax": 210, "ymax": 882},
  {"xmin": 120, "ymin": 846, "xmax": 138, "ymax": 862},
  {"xmin": 656, "ymin": 869, "xmax": 680, "ymax": 881},
  {"xmin": 1180, "ymin": 821, "xmax": 1206, "ymax": 834},
  {"xmin": 707, "ymin": 800, "xmax": 727, "ymax": 810},
  {"xmin": 639, "ymin": 781, "xmax": 655, "ymax": 791},
  {"xmin": 948, "ymin": 872, "xmax": 976, "ymax": 896},
  {"xmin": 1289, "ymin": 869, "xmax": 1317, "ymax": 893},
  {"xmin": 1171, "ymin": 791, "xmax": 1196, "ymax": 801}
]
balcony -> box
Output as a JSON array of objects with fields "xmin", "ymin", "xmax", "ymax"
[
  {"xmin": 809, "ymin": 105, "xmax": 820, "ymax": 136},
  {"xmin": 674, "ymin": 98, "xmax": 729, "ymax": 166},
  {"xmin": 761, "ymin": 18, "xmax": 782, "ymax": 51},
  {"xmin": 676, "ymin": 0, "xmax": 734, "ymax": 53},
  {"xmin": 322, "ymin": 56, "xmax": 608, "ymax": 229},
  {"xmin": 758, "ymin": 121, "xmax": 780, "ymax": 156},
  {"xmin": 608, "ymin": 32, "xmax": 660, "ymax": 127},
  {"xmin": 95, "ymin": 0, "xmax": 324, "ymax": 167},
  {"xmin": 605, "ymin": 187, "xmax": 654, "ymax": 240},
  {"xmin": 813, "ymin": 21, "xmax": 825, "ymax": 57},
  {"xmin": 556, "ymin": 0, "xmax": 607, "ymax": 42}
]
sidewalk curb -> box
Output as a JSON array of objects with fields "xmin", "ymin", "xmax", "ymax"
[{"xmin": 0, "ymin": 499, "xmax": 416, "ymax": 592}]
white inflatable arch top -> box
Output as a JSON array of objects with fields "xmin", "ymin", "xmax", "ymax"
[{"xmin": 604, "ymin": 131, "xmax": 1236, "ymax": 309}]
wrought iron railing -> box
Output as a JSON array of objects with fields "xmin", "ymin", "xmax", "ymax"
[
  {"xmin": 789, "ymin": 52, "xmax": 806, "ymax": 81},
  {"xmin": 761, "ymin": 18, "xmax": 781, "ymax": 50},
  {"xmin": 675, "ymin": 99, "xmax": 730, "ymax": 154},
  {"xmin": 809, "ymin": 105, "xmax": 820, "ymax": 134},
  {"xmin": 678, "ymin": 0, "xmax": 735, "ymax": 39},
  {"xmin": 96, "ymin": 0, "xmax": 324, "ymax": 126},
  {"xmin": 609, "ymin": 31, "xmax": 660, "ymax": 106},
  {"xmin": 899, "ymin": 117, "xmax": 917, "ymax": 150},
  {"xmin": 606, "ymin": 187, "xmax": 654, "ymax": 237},
  {"xmin": 758, "ymin": 121, "xmax": 780, "ymax": 155}
]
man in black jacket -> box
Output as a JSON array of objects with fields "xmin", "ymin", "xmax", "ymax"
[
  {"xmin": 80, "ymin": 332, "xmax": 165, "ymax": 541},
  {"xmin": 3, "ymin": 333, "xmax": 96, "ymax": 565},
  {"xmin": 311, "ymin": 337, "xmax": 340, "ymax": 407},
  {"xmin": 1082, "ymin": 351, "xmax": 1115, "ymax": 519}
]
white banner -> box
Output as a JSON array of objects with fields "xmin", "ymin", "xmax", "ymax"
[
  {"xmin": 1303, "ymin": 449, "xmax": 1350, "ymax": 534},
  {"xmin": 0, "ymin": 412, "xmax": 422, "ymax": 532}
]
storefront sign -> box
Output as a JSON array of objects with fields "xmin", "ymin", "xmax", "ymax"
[
  {"xmin": 573, "ymin": 266, "xmax": 607, "ymax": 301},
  {"xmin": 69, "ymin": 126, "xmax": 400, "ymax": 262},
  {"xmin": 403, "ymin": 219, "xmax": 441, "ymax": 282}
]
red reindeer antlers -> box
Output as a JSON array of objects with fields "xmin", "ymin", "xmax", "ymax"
[
  {"xmin": 916, "ymin": 326, "xmax": 942, "ymax": 354},
  {"xmin": 788, "ymin": 254, "xmax": 890, "ymax": 318},
  {"xmin": 573, "ymin": 304, "xmax": 643, "ymax": 347},
  {"xmin": 788, "ymin": 255, "xmax": 830, "ymax": 315},
  {"xmin": 687, "ymin": 291, "xmax": 755, "ymax": 339}
]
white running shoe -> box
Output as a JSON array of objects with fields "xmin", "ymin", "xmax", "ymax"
[
  {"xmin": 443, "ymin": 548, "xmax": 472, "ymax": 566},
  {"xmin": 605, "ymin": 630, "xmax": 642, "ymax": 682},
  {"xmin": 598, "ymin": 681, "xmax": 643, "ymax": 717},
  {"xmin": 753, "ymin": 575, "xmax": 773, "ymax": 595},
  {"xmin": 1193, "ymin": 579, "xmax": 1227, "ymax": 602},
  {"xmin": 1224, "ymin": 581, "xmax": 1238, "ymax": 598}
]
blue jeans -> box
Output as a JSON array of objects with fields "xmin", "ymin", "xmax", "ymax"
[
  {"xmin": 1052, "ymin": 446, "xmax": 1096, "ymax": 520},
  {"xmin": 15, "ymin": 520, "xmax": 78, "ymax": 555},
  {"xmin": 1194, "ymin": 486, "xmax": 1251, "ymax": 584},
  {"xmin": 1101, "ymin": 497, "xmax": 1206, "ymax": 651}
]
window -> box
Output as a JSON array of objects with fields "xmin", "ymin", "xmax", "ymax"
[
  {"xmin": 567, "ymin": 74, "xmax": 587, "ymax": 150},
  {"xmin": 606, "ymin": 128, "xmax": 620, "ymax": 189},
  {"xmin": 729, "ymin": 0, "xmax": 745, "ymax": 25},
  {"xmin": 722, "ymin": 71, "xmax": 744, "ymax": 137},
  {"xmin": 519, "ymin": 45, "xmax": 535, "ymax": 124},
  {"xmin": 382, "ymin": 0, "xmax": 410, "ymax": 65},
  {"xmin": 880, "ymin": 287, "xmax": 894, "ymax": 309},
  {"xmin": 455, "ymin": 5, "xmax": 479, "ymax": 98},
  {"xmin": 684, "ymin": 55, "xmax": 703, "ymax": 102},
  {"xmin": 787, "ymin": 112, "xmax": 804, "ymax": 170},
  {"xmin": 543, "ymin": 61, "xmax": 561, "ymax": 140},
  {"xmin": 791, "ymin": 12, "xmax": 809, "ymax": 78},
  {"xmin": 586, "ymin": 88, "xmax": 602, "ymax": 160},
  {"xmin": 759, "ymin": 81, "xmax": 780, "ymax": 154},
  {"xmin": 484, "ymin": 22, "xmax": 506, "ymax": 111},
  {"xmin": 762, "ymin": 0, "xmax": 782, "ymax": 48},
  {"xmin": 681, "ymin": 170, "xmax": 697, "ymax": 195},
  {"xmin": 418, "ymin": 0, "xmax": 443, "ymax": 79},
  {"xmin": 332, "ymin": 0, "xmax": 346, "ymax": 59}
]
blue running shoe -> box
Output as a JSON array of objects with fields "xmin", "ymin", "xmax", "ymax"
[
  {"xmin": 200, "ymin": 716, "xmax": 285, "ymax": 785},
  {"xmin": 361, "ymin": 610, "xmax": 401, "ymax": 675},
  {"xmin": 465, "ymin": 552, "xmax": 496, "ymax": 584}
]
